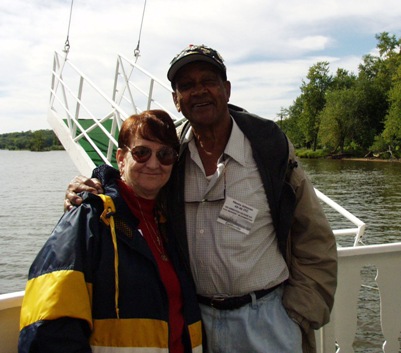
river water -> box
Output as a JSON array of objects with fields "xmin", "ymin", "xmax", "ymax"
[
  {"xmin": 1, "ymin": 150, "xmax": 401, "ymax": 351},
  {"xmin": 301, "ymin": 158, "xmax": 401, "ymax": 246},
  {"xmin": 0, "ymin": 150, "xmax": 79, "ymax": 294}
]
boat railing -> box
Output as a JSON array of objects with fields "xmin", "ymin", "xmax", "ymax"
[
  {"xmin": 314, "ymin": 189, "xmax": 366, "ymax": 246},
  {"xmin": 317, "ymin": 242, "xmax": 401, "ymax": 353},
  {"xmin": 0, "ymin": 291, "xmax": 24, "ymax": 353},
  {"xmin": 48, "ymin": 51, "xmax": 365, "ymax": 244},
  {"xmin": 49, "ymin": 51, "xmax": 129, "ymax": 176},
  {"xmin": 3, "ymin": 242, "xmax": 401, "ymax": 353},
  {"xmin": 112, "ymin": 54, "xmax": 186, "ymax": 126}
]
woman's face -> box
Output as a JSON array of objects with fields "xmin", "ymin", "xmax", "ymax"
[{"xmin": 117, "ymin": 138, "xmax": 175, "ymax": 199}]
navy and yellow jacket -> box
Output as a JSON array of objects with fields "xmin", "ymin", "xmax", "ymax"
[{"xmin": 19, "ymin": 166, "xmax": 202, "ymax": 353}]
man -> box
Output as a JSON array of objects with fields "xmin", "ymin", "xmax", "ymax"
[{"xmin": 66, "ymin": 44, "xmax": 337, "ymax": 353}]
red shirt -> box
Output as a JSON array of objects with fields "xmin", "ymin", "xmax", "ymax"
[{"xmin": 118, "ymin": 180, "xmax": 185, "ymax": 353}]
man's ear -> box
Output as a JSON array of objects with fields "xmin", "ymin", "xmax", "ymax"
[
  {"xmin": 225, "ymin": 80, "xmax": 231, "ymax": 102},
  {"xmin": 172, "ymin": 92, "xmax": 181, "ymax": 112}
]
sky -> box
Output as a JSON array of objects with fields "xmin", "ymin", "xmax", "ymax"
[{"xmin": 1, "ymin": 0, "xmax": 401, "ymax": 133}]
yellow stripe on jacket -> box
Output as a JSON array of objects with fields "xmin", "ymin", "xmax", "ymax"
[
  {"xmin": 90, "ymin": 319, "xmax": 202, "ymax": 350},
  {"xmin": 188, "ymin": 320, "xmax": 202, "ymax": 349},
  {"xmin": 20, "ymin": 269, "xmax": 92, "ymax": 330},
  {"xmin": 91, "ymin": 318, "xmax": 168, "ymax": 348}
]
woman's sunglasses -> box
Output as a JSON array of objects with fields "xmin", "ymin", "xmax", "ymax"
[{"xmin": 125, "ymin": 145, "xmax": 178, "ymax": 165}]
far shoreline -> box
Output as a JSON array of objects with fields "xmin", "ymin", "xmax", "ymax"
[
  {"xmin": 298, "ymin": 155, "xmax": 401, "ymax": 163},
  {"xmin": 326, "ymin": 157, "xmax": 401, "ymax": 163},
  {"xmin": 342, "ymin": 157, "xmax": 401, "ymax": 163}
]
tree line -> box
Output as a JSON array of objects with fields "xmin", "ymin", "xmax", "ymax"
[
  {"xmin": 0, "ymin": 130, "xmax": 63, "ymax": 151},
  {"xmin": 279, "ymin": 32, "xmax": 401, "ymax": 159}
]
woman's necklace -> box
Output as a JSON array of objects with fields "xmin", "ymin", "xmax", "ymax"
[{"xmin": 136, "ymin": 198, "xmax": 169, "ymax": 262}]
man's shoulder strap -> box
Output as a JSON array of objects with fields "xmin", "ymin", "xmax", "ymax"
[
  {"xmin": 285, "ymin": 139, "xmax": 298, "ymax": 184},
  {"xmin": 176, "ymin": 120, "xmax": 191, "ymax": 142},
  {"xmin": 286, "ymin": 159, "xmax": 298, "ymax": 183},
  {"xmin": 98, "ymin": 194, "xmax": 116, "ymax": 226}
]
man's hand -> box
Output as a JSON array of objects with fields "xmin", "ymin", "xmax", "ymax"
[{"xmin": 64, "ymin": 175, "xmax": 104, "ymax": 211}]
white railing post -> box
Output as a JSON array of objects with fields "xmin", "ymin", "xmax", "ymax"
[
  {"xmin": 147, "ymin": 79, "xmax": 155, "ymax": 110},
  {"xmin": 318, "ymin": 243, "xmax": 401, "ymax": 352}
]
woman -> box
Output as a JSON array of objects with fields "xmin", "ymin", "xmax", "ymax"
[{"xmin": 19, "ymin": 110, "xmax": 202, "ymax": 353}]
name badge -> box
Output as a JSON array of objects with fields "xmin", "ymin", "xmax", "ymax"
[{"xmin": 217, "ymin": 196, "xmax": 259, "ymax": 234}]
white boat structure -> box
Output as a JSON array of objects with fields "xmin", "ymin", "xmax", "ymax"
[{"xmin": 1, "ymin": 50, "xmax": 401, "ymax": 353}]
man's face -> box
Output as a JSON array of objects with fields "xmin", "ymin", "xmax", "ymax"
[{"xmin": 172, "ymin": 62, "xmax": 231, "ymax": 128}]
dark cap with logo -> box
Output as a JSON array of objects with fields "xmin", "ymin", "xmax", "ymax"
[{"xmin": 167, "ymin": 44, "xmax": 227, "ymax": 83}]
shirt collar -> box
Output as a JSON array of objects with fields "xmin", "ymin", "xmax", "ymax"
[
  {"xmin": 180, "ymin": 116, "xmax": 247, "ymax": 167},
  {"xmin": 224, "ymin": 117, "xmax": 246, "ymax": 166}
]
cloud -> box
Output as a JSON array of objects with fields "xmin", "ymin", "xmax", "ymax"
[{"xmin": 1, "ymin": 0, "xmax": 401, "ymax": 133}]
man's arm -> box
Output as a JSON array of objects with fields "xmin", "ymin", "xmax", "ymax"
[
  {"xmin": 64, "ymin": 175, "xmax": 103, "ymax": 211},
  {"xmin": 282, "ymin": 161, "xmax": 337, "ymax": 331}
]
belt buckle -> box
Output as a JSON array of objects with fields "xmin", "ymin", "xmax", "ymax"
[{"xmin": 210, "ymin": 296, "xmax": 227, "ymax": 308}]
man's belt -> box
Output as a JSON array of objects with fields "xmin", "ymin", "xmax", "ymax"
[{"xmin": 197, "ymin": 283, "xmax": 281, "ymax": 311}]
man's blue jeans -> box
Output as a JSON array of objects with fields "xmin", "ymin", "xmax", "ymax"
[{"xmin": 200, "ymin": 286, "xmax": 302, "ymax": 353}]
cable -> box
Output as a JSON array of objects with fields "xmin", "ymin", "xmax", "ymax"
[
  {"xmin": 64, "ymin": 0, "xmax": 74, "ymax": 54},
  {"xmin": 134, "ymin": 0, "xmax": 147, "ymax": 62}
]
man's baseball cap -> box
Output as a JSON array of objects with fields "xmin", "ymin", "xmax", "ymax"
[{"xmin": 167, "ymin": 44, "xmax": 226, "ymax": 83}]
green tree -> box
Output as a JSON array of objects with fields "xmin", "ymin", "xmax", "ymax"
[
  {"xmin": 31, "ymin": 130, "xmax": 46, "ymax": 151},
  {"xmin": 378, "ymin": 33, "xmax": 401, "ymax": 154},
  {"xmin": 280, "ymin": 97, "xmax": 305, "ymax": 147},
  {"xmin": 279, "ymin": 32, "xmax": 401, "ymax": 157},
  {"xmin": 319, "ymin": 69, "xmax": 357, "ymax": 152},
  {"xmin": 319, "ymin": 88, "xmax": 359, "ymax": 153},
  {"xmin": 298, "ymin": 62, "xmax": 332, "ymax": 150},
  {"xmin": 382, "ymin": 64, "xmax": 401, "ymax": 151},
  {"xmin": 353, "ymin": 77, "xmax": 387, "ymax": 149},
  {"xmin": 0, "ymin": 130, "xmax": 62, "ymax": 151}
]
